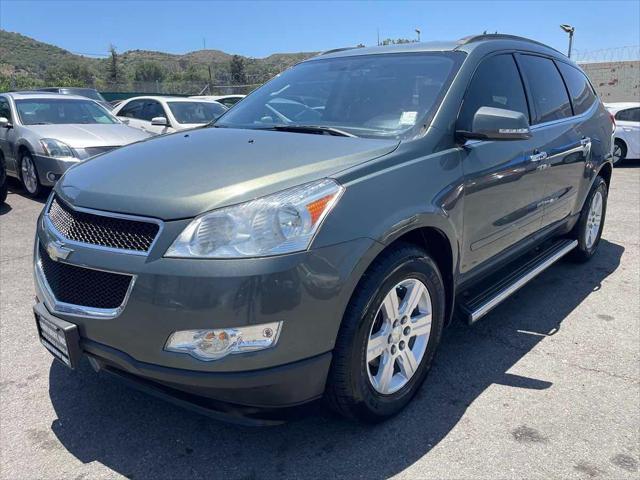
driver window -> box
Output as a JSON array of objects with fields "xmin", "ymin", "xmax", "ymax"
[
  {"xmin": 458, "ymin": 54, "xmax": 529, "ymax": 131},
  {"xmin": 0, "ymin": 98, "xmax": 12, "ymax": 121}
]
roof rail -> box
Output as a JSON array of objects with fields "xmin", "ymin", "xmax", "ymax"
[
  {"xmin": 317, "ymin": 46, "xmax": 361, "ymax": 56},
  {"xmin": 457, "ymin": 33, "xmax": 564, "ymax": 55}
]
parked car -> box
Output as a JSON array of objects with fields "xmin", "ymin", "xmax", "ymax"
[
  {"xmin": 190, "ymin": 94, "xmax": 245, "ymax": 108},
  {"xmin": 112, "ymin": 96, "xmax": 227, "ymax": 135},
  {"xmin": 33, "ymin": 87, "xmax": 112, "ymax": 110},
  {"xmin": 33, "ymin": 34, "xmax": 614, "ymax": 424},
  {"xmin": 605, "ymin": 102, "xmax": 640, "ymax": 164},
  {"xmin": 0, "ymin": 92, "xmax": 151, "ymax": 197}
]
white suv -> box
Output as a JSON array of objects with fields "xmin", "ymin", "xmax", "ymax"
[
  {"xmin": 113, "ymin": 96, "xmax": 227, "ymax": 135},
  {"xmin": 606, "ymin": 102, "xmax": 640, "ymax": 164}
]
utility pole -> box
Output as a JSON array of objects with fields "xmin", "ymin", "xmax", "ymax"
[
  {"xmin": 415, "ymin": 28, "xmax": 421, "ymax": 42},
  {"xmin": 377, "ymin": 28, "xmax": 380, "ymax": 46},
  {"xmin": 203, "ymin": 37, "xmax": 206, "ymax": 50}
]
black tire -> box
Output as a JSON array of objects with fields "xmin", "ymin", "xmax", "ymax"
[
  {"xmin": 613, "ymin": 139, "xmax": 627, "ymax": 166},
  {"xmin": 325, "ymin": 243, "xmax": 446, "ymax": 423},
  {"xmin": 569, "ymin": 176, "xmax": 608, "ymax": 263},
  {"xmin": 19, "ymin": 151, "xmax": 41, "ymax": 198},
  {"xmin": 0, "ymin": 155, "xmax": 7, "ymax": 205},
  {"xmin": 0, "ymin": 180, "xmax": 7, "ymax": 205}
]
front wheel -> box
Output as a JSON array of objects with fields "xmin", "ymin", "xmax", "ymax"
[
  {"xmin": 325, "ymin": 243, "xmax": 445, "ymax": 422},
  {"xmin": 20, "ymin": 152, "xmax": 41, "ymax": 197},
  {"xmin": 569, "ymin": 176, "xmax": 608, "ymax": 262}
]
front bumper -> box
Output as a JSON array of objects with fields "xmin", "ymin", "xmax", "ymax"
[
  {"xmin": 35, "ymin": 209, "xmax": 378, "ymax": 408},
  {"xmin": 33, "ymin": 155, "xmax": 82, "ymax": 186}
]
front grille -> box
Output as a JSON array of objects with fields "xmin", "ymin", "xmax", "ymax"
[
  {"xmin": 48, "ymin": 196, "xmax": 159, "ymax": 253},
  {"xmin": 85, "ymin": 146, "xmax": 120, "ymax": 157},
  {"xmin": 38, "ymin": 243, "xmax": 132, "ymax": 309}
]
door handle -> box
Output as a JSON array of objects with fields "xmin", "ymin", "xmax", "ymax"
[{"xmin": 530, "ymin": 151, "xmax": 548, "ymax": 162}]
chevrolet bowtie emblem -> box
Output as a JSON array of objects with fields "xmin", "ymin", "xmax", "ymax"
[{"xmin": 46, "ymin": 241, "xmax": 73, "ymax": 262}]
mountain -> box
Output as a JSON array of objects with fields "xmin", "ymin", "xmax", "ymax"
[{"xmin": 0, "ymin": 30, "xmax": 317, "ymax": 93}]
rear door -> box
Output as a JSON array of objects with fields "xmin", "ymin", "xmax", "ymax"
[
  {"xmin": 517, "ymin": 55, "xmax": 589, "ymax": 228},
  {"xmin": 459, "ymin": 53, "xmax": 548, "ymax": 273}
]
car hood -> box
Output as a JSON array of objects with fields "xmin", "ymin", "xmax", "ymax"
[
  {"xmin": 57, "ymin": 127, "xmax": 399, "ymax": 220},
  {"xmin": 27, "ymin": 124, "xmax": 151, "ymax": 148}
]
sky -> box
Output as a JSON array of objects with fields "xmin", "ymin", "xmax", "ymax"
[{"xmin": 0, "ymin": 0, "xmax": 638, "ymax": 59}]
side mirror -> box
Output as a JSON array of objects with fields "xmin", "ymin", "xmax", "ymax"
[
  {"xmin": 151, "ymin": 116, "xmax": 169, "ymax": 126},
  {"xmin": 0, "ymin": 117, "xmax": 12, "ymax": 129},
  {"xmin": 457, "ymin": 106, "xmax": 531, "ymax": 141}
]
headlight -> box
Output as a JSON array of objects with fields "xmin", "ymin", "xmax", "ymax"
[
  {"xmin": 166, "ymin": 178, "xmax": 344, "ymax": 258},
  {"xmin": 165, "ymin": 322, "xmax": 282, "ymax": 361},
  {"xmin": 40, "ymin": 138, "xmax": 76, "ymax": 159}
]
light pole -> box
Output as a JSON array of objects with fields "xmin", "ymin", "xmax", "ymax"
[
  {"xmin": 560, "ymin": 24, "xmax": 575, "ymax": 58},
  {"xmin": 415, "ymin": 29, "xmax": 421, "ymax": 42}
]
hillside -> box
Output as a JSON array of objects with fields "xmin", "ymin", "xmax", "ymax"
[{"xmin": 0, "ymin": 30, "xmax": 317, "ymax": 94}]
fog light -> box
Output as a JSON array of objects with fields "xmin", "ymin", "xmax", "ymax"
[
  {"xmin": 46, "ymin": 172, "xmax": 61, "ymax": 182},
  {"xmin": 164, "ymin": 322, "xmax": 282, "ymax": 361}
]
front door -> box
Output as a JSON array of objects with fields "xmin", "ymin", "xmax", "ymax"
[{"xmin": 458, "ymin": 53, "xmax": 548, "ymax": 274}]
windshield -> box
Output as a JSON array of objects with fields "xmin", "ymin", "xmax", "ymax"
[
  {"xmin": 168, "ymin": 101, "xmax": 227, "ymax": 124},
  {"xmin": 216, "ymin": 52, "xmax": 463, "ymax": 138},
  {"xmin": 16, "ymin": 99, "xmax": 118, "ymax": 125}
]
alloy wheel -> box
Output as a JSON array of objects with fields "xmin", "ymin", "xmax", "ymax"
[
  {"xmin": 21, "ymin": 156, "xmax": 38, "ymax": 194},
  {"xmin": 585, "ymin": 190, "xmax": 603, "ymax": 249},
  {"xmin": 366, "ymin": 278, "xmax": 432, "ymax": 395},
  {"xmin": 613, "ymin": 144, "xmax": 622, "ymax": 164}
]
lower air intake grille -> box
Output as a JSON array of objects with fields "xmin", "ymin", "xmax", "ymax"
[{"xmin": 38, "ymin": 243, "xmax": 132, "ymax": 309}]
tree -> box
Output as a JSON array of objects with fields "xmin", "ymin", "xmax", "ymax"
[
  {"xmin": 44, "ymin": 61, "xmax": 95, "ymax": 87},
  {"xmin": 133, "ymin": 61, "xmax": 166, "ymax": 82},
  {"xmin": 106, "ymin": 44, "xmax": 121, "ymax": 84},
  {"xmin": 229, "ymin": 55, "xmax": 246, "ymax": 85}
]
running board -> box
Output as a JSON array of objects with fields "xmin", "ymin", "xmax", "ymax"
[{"xmin": 459, "ymin": 239, "xmax": 578, "ymax": 324}]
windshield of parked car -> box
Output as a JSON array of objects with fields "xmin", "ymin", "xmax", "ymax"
[
  {"xmin": 215, "ymin": 52, "xmax": 463, "ymax": 138},
  {"xmin": 15, "ymin": 99, "xmax": 118, "ymax": 125},
  {"xmin": 168, "ymin": 101, "xmax": 227, "ymax": 124}
]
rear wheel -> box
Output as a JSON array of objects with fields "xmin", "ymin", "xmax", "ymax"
[
  {"xmin": 325, "ymin": 243, "xmax": 445, "ymax": 422},
  {"xmin": 0, "ymin": 154, "xmax": 7, "ymax": 204},
  {"xmin": 613, "ymin": 139, "xmax": 627, "ymax": 165},
  {"xmin": 20, "ymin": 151, "xmax": 41, "ymax": 197},
  {"xmin": 569, "ymin": 176, "xmax": 608, "ymax": 262}
]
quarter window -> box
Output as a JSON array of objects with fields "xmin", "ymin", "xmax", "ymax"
[
  {"xmin": 557, "ymin": 62, "xmax": 597, "ymax": 115},
  {"xmin": 458, "ymin": 54, "xmax": 529, "ymax": 131},
  {"xmin": 518, "ymin": 55, "xmax": 572, "ymax": 124}
]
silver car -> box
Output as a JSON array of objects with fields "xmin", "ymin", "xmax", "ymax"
[{"xmin": 0, "ymin": 92, "xmax": 151, "ymax": 197}]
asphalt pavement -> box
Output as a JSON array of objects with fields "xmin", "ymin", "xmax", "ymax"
[{"xmin": 1, "ymin": 163, "xmax": 639, "ymax": 479}]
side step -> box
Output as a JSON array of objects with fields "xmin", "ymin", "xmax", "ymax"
[{"xmin": 459, "ymin": 239, "xmax": 578, "ymax": 324}]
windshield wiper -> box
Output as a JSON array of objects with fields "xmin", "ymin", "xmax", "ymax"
[{"xmin": 257, "ymin": 125, "xmax": 357, "ymax": 138}]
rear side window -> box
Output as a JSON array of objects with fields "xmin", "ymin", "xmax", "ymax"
[
  {"xmin": 616, "ymin": 108, "xmax": 640, "ymax": 122},
  {"xmin": 118, "ymin": 100, "xmax": 144, "ymax": 119},
  {"xmin": 557, "ymin": 62, "xmax": 597, "ymax": 115},
  {"xmin": 458, "ymin": 54, "xmax": 529, "ymax": 131},
  {"xmin": 518, "ymin": 55, "xmax": 572, "ymax": 124}
]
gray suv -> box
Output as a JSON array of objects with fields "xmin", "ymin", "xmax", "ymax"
[{"xmin": 33, "ymin": 35, "xmax": 614, "ymax": 424}]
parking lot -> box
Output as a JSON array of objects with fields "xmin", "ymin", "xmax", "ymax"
[{"xmin": 0, "ymin": 163, "xmax": 638, "ymax": 479}]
